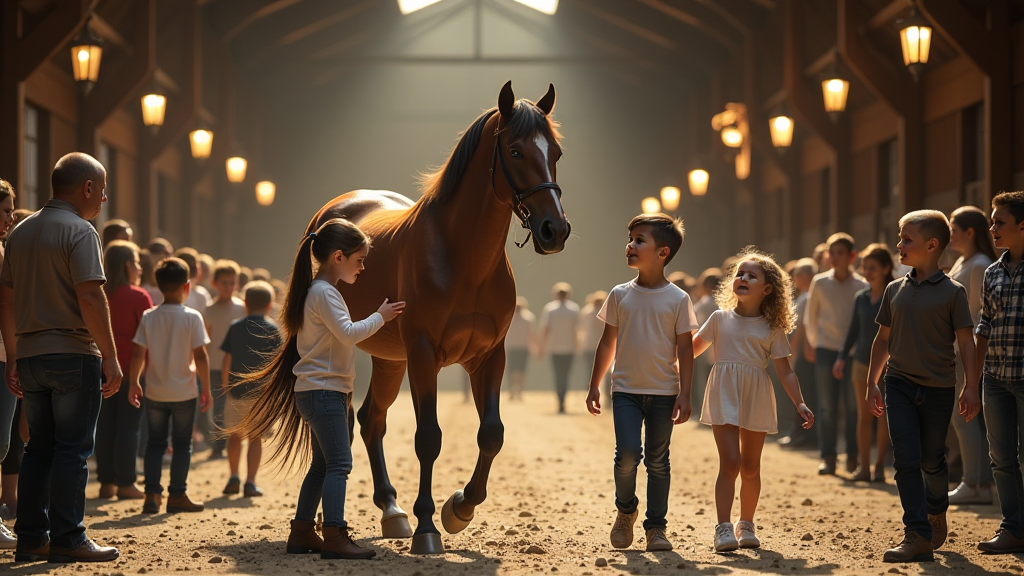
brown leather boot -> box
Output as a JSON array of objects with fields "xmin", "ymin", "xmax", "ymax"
[
  {"xmin": 98, "ymin": 484, "xmax": 116, "ymax": 499},
  {"xmin": 320, "ymin": 526, "xmax": 375, "ymax": 560},
  {"xmin": 883, "ymin": 529, "xmax": 933, "ymax": 563},
  {"xmin": 142, "ymin": 493, "xmax": 162, "ymax": 514},
  {"xmin": 286, "ymin": 520, "xmax": 322, "ymax": 554},
  {"xmin": 48, "ymin": 539, "xmax": 120, "ymax": 563},
  {"xmin": 117, "ymin": 485, "xmax": 146, "ymax": 500},
  {"xmin": 978, "ymin": 529, "xmax": 1024, "ymax": 554},
  {"xmin": 928, "ymin": 512, "xmax": 947, "ymax": 550},
  {"xmin": 166, "ymin": 494, "xmax": 204, "ymax": 513}
]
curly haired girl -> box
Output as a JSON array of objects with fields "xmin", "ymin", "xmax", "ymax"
[{"xmin": 692, "ymin": 246, "xmax": 814, "ymax": 552}]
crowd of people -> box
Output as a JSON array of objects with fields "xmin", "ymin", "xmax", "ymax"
[{"xmin": 1, "ymin": 150, "xmax": 1023, "ymax": 566}]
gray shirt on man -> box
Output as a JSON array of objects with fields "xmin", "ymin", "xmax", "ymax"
[
  {"xmin": 875, "ymin": 270, "xmax": 973, "ymax": 388},
  {"xmin": 0, "ymin": 199, "xmax": 106, "ymax": 358}
]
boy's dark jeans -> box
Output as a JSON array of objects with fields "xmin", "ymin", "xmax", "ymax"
[
  {"xmin": 983, "ymin": 375, "xmax": 1024, "ymax": 538},
  {"xmin": 612, "ymin": 392, "xmax": 675, "ymax": 530},
  {"xmin": 144, "ymin": 398, "xmax": 197, "ymax": 496},
  {"xmin": 95, "ymin": 380, "xmax": 143, "ymax": 486},
  {"xmin": 885, "ymin": 375, "xmax": 955, "ymax": 541},
  {"xmin": 814, "ymin": 348, "xmax": 857, "ymax": 460},
  {"xmin": 15, "ymin": 353, "xmax": 102, "ymax": 550}
]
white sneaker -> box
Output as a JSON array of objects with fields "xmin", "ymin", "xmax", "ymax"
[
  {"xmin": 948, "ymin": 482, "xmax": 993, "ymax": 505},
  {"xmin": 0, "ymin": 519, "xmax": 16, "ymax": 549},
  {"xmin": 610, "ymin": 509, "xmax": 638, "ymax": 549},
  {"xmin": 735, "ymin": 520, "xmax": 760, "ymax": 549},
  {"xmin": 714, "ymin": 522, "xmax": 738, "ymax": 552}
]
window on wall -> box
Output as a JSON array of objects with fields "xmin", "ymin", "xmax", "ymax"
[
  {"xmin": 23, "ymin": 104, "xmax": 44, "ymax": 210},
  {"xmin": 962, "ymin": 103, "xmax": 985, "ymax": 183},
  {"xmin": 96, "ymin": 142, "xmax": 115, "ymax": 227},
  {"xmin": 877, "ymin": 139, "xmax": 899, "ymax": 243}
]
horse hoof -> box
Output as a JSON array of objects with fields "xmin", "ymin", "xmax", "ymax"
[
  {"xmin": 410, "ymin": 532, "xmax": 445, "ymax": 555},
  {"xmin": 441, "ymin": 489, "xmax": 474, "ymax": 534},
  {"xmin": 381, "ymin": 511, "xmax": 412, "ymax": 538}
]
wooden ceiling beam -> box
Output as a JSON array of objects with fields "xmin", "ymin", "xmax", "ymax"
[
  {"xmin": 222, "ymin": 0, "xmax": 306, "ymax": 43},
  {"xmin": 571, "ymin": 0, "xmax": 675, "ymax": 50},
  {"xmin": 633, "ymin": 0, "xmax": 737, "ymax": 49},
  {"xmin": 17, "ymin": 0, "xmax": 96, "ymax": 80},
  {"xmin": 917, "ymin": 0, "xmax": 992, "ymax": 75},
  {"xmin": 866, "ymin": 0, "xmax": 911, "ymax": 30}
]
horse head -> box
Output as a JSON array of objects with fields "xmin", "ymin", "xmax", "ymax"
[{"xmin": 493, "ymin": 81, "xmax": 570, "ymax": 255}]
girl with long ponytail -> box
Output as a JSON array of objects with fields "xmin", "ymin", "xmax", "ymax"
[{"xmin": 233, "ymin": 218, "xmax": 405, "ymax": 560}]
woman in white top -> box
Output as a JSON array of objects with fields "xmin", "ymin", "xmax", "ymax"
[
  {"xmin": 232, "ymin": 219, "xmax": 405, "ymax": 561},
  {"xmin": 578, "ymin": 291, "xmax": 608, "ymax": 401},
  {"xmin": 947, "ymin": 206, "xmax": 998, "ymax": 505}
]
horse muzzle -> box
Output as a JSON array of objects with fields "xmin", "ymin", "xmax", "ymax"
[{"xmin": 532, "ymin": 216, "xmax": 570, "ymax": 254}]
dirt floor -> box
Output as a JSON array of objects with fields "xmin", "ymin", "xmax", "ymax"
[{"xmin": 2, "ymin": 390, "xmax": 1022, "ymax": 575}]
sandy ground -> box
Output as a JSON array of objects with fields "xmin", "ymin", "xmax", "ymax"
[{"xmin": 1, "ymin": 390, "xmax": 1022, "ymax": 575}]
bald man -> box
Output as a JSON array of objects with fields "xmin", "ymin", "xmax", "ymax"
[{"xmin": 0, "ymin": 152, "xmax": 120, "ymax": 563}]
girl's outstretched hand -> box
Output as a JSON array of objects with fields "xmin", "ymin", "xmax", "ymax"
[
  {"xmin": 378, "ymin": 298, "xmax": 407, "ymax": 321},
  {"xmin": 797, "ymin": 402, "xmax": 814, "ymax": 429}
]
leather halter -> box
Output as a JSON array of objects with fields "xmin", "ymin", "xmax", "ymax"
[{"xmin": 489, "ymin": 125, "xmax": 562, "ymax": 249}]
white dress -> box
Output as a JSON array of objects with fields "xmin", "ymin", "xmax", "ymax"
[{"xmin": 697, "ymin": 310, "xmax": 792, "ymax": 433}]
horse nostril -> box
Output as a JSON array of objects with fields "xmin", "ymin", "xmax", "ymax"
[{"xmin": 539, "ymin": 220, "xmax": 555, "ymax": 243}]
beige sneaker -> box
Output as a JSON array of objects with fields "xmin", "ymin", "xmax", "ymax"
[
  {"xmin": 645, "ymin": 527, "xmax": 672, "ymax": 551},
  {"xmin": 609, "ymin": 510, "xmax": 638, "ymax": 549},
  {"xmin": 735, "ymin": 520, "xmax": 760, "ymax": 549},
  {"xmin": 714, "ymin": 522, "xmax": 738, "ymax": 552}
]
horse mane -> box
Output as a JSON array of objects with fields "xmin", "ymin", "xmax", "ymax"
[{"xmin": 419, "ymin": 100, "xmax": 562, "ymax": 206}]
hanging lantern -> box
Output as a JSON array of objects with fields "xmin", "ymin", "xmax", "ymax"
[
  {"xmin": 898, "ymin": 9, "xmax": 932, "ymax": 81},
  {"xmin": 189, "ymin": 129, "xmax": 213, "ymax": 159},
  {"xmin": 720, "ymin": 126, "xmax": 743, "ymax": 148},
  {"xmin": 821, "ymin": 77, "xmax": 849, "ymax": 123},
  {"xmin": 769, "ymin": 115, "xmax": 794, "ymax": 149},
  {"xmin": 660, "ymin": 186, "xmax": 680, "ymax": 211},
  {"xmin": 688, "ymin": 169, "xmax": 709, "ymax": 197},
  {"xmin": 641, "ymin": 197, "xmax": 661, "ymax": 215},
  {"xmin": 70, "ymin": 19, "xmax": 103, "ymax": 93},
  {"xmin": 735, "ymin": 152, "xmax": 751, "ymax": 180},
  {"xmin": 226, "ymin": 156, "xmax": 248, "ymax": 183},
  {"xmin": 255, "ymin": 181, "xmax": 276, "ymax": 206},
  {"xmin": 140, "ymin": 93, "xmax": 166, "ymax": 129}
]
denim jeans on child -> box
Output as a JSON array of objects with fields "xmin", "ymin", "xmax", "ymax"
[
  {"xmin": 612, "ymin": 392, "xmax": 675, "ymax": 530},
  {"xmin": 983, "ymin": 375, "xmax": 1024, "ymax": 538},
  {"xmin": 814, "ymin": 348, "xmax": 858, "ymax": 460},
  {"xmin": 15, "ymin": 353, "xmax": 103, "ymax": 550},
  {"xmin": 885, "ymin": 375, "xmax": 955, "ymax": 541},
  {"xmin": 295, "ymin": 389, "xmax": 353, "ymax": 528},
  {"xmin": 95, "ymin": 380, "xmax": 143, "ymax": 487},
  {"xmin": 144, "ymin": 398, "xmax": 197, "ymax": 496}
]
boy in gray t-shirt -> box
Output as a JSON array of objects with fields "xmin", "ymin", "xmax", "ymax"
[{"xmin": 865, "ymin": 210, "xmax": 979, "ymax": 564}]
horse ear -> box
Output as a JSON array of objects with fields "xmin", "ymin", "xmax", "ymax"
[
  {"xmin": 535, "ymin": 83, "xmax": 555, "ymax": 115},
  {"xmin": 498, "ymin": 81, "xmax": 515, "ymax": 120}
]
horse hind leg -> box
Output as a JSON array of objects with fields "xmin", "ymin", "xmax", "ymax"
[
  {"xmin": 442, "ymin": 349, "xmax": 505, "ymax": 535},
  {"xmin": 357, "ymin": 356, "xmax": 411, "ymax": 538}
]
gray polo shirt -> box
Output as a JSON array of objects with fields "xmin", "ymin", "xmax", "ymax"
[
  {"xmin": 0, "ymin": 199, "xmax": 106, "ymax": 359},
  {"xmin": 875, "ymin": 269, "xmax": 973, "ymax": 388}
]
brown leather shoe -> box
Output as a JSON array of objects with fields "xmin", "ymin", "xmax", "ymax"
[
  {"xmin": 928, "ymin": 513, "xmax": 947, "ymax": 550},
  {"xmin": 142, "ymin": 493, "xmax": 162, "ymax": 514},
  {"xmin": 818, "ymin": 456, "xmax": 837, "ymax": 476},
  {"xmin": 166, "ymin": 494, "xmax": 204, "ymax": 513},
  {"xmin": 14, "ymin": 543, "xmax": 49, "ymax": 562},
  {"xmin": 286, "ymin": 519, "xmax": 322, "ymax": 554},
  {"xmin": 978, "ymin": 529, "xmax": 1024, "ymax": 554},
  {"xmin": 883, "ymin": 529, "xmax": 933, "ymax": 563},
  {"xmin": 321, "ymin": 526, "xmax": 375, "ymax": 560},
  {"xmin": 117, "ymin": 485, "xmax": 146, "ymax": 500},
  {"xmin": 48, "ymin": 539, "xmax": 119, "ymax": 563},
  {"xmin": 98, "ymin": 484, "xmax": 116, "ymax": 499}
]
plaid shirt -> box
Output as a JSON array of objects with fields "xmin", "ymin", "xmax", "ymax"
[{"xmin": 977, "ymin": 252, "xmax": 1024, "ymax": 380}]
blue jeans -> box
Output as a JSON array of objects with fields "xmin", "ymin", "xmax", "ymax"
[
  {"xmin": 295, "ymin": 390, "xmax": 353, "ymax": 528},
  {"xmin": 0, "ymin": 362, "xmax": 18, "ymax": 462},
  {"xmin": 815, "ymin": 348, "xmax": 858, "ymax": 460},
  {"xmin": 788, "ymin": 353, "xmax": 818, "ymax": 443},
  {"xmin": 612, "ymin": 392, "xmax": 675, "ymax": 530},
  {"xmin": 144, "ymin": 399, "xmax": 197, "ymax": 496},
  {"xmin": 15, "ymin": 354, "xmax": 102, "ymax": 549},
  {"xmin": 95, "ymin": 375, "xmax": 142, "ymax": 486},
  {"xmin": 552, "ymin": 354, "xmax": 573, "ymax": 410},
  {"xmin": 983, "ymin": 375, "xmax": 1024, "ymax": 538},
  {"xmin": 885, "ymin": 375, "xmax": 955, "ymax": 540}
]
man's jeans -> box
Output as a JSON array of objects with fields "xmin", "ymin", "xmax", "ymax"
[
  {"xmin": 144, "ymin": 399, "xmax": 197, "ymax": 496},
  {"xmin": 295, "ymin": 390, "xmax": 353, "ymax": 528},
  {"xmin": 886, "ymin": 375, "xmax": 955, "ymax": 541},
  {"xmin": 815, "ymin": 348, "xmax": 858, "ymax": 460},
  {"xmin": 612, "ymin": 392, "xmax": 675, "ymax": 530},
  {"xmin": 552, "ymin": 354, "xmax": 573, "ymax": 410},
  {"xmin": 15, "ymin": 354, "xmax": 102, "ymax": 549},
  {"xmin": 983, "ymin": 375, "xmax": 1024, "ymax": 538}
]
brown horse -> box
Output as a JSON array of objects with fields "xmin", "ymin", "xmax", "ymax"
[{"xmin": 304, "ymin": 81, "xmax": 569, "ymax": 554}]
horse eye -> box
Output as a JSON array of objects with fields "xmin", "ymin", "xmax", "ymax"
[{"xmin": 509, "ymin": 149, "xmax": 521, "ymax": 158}]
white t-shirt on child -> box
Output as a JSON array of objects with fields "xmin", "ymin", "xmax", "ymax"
[
  {"xmin": 598, "ymin": 280, "xmax": 700, "ymax": 396},
  {"xmin": 133, "ymin": 303, "xmax": 211, "ymax": 403}
]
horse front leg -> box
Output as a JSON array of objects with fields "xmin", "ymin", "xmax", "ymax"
[
  {"xmin": 406, "ymin": 337, "xmax": 445, "ymax": 555},
  {"xmin": 441, "ymin": 347, "xmax": 505, "ymax": 534},
  {"xmin": 356, "ymin": 356, "xmax": 411, "ymax": 538}
]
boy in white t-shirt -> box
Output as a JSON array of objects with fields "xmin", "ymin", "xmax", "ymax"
[
  {"xmin": 586, "ymin": 214, "xmax": 699, "ymax": 553},
  {"xmin": 128, "ymin": 258, "xmax": 211, "ymax": 515}
]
